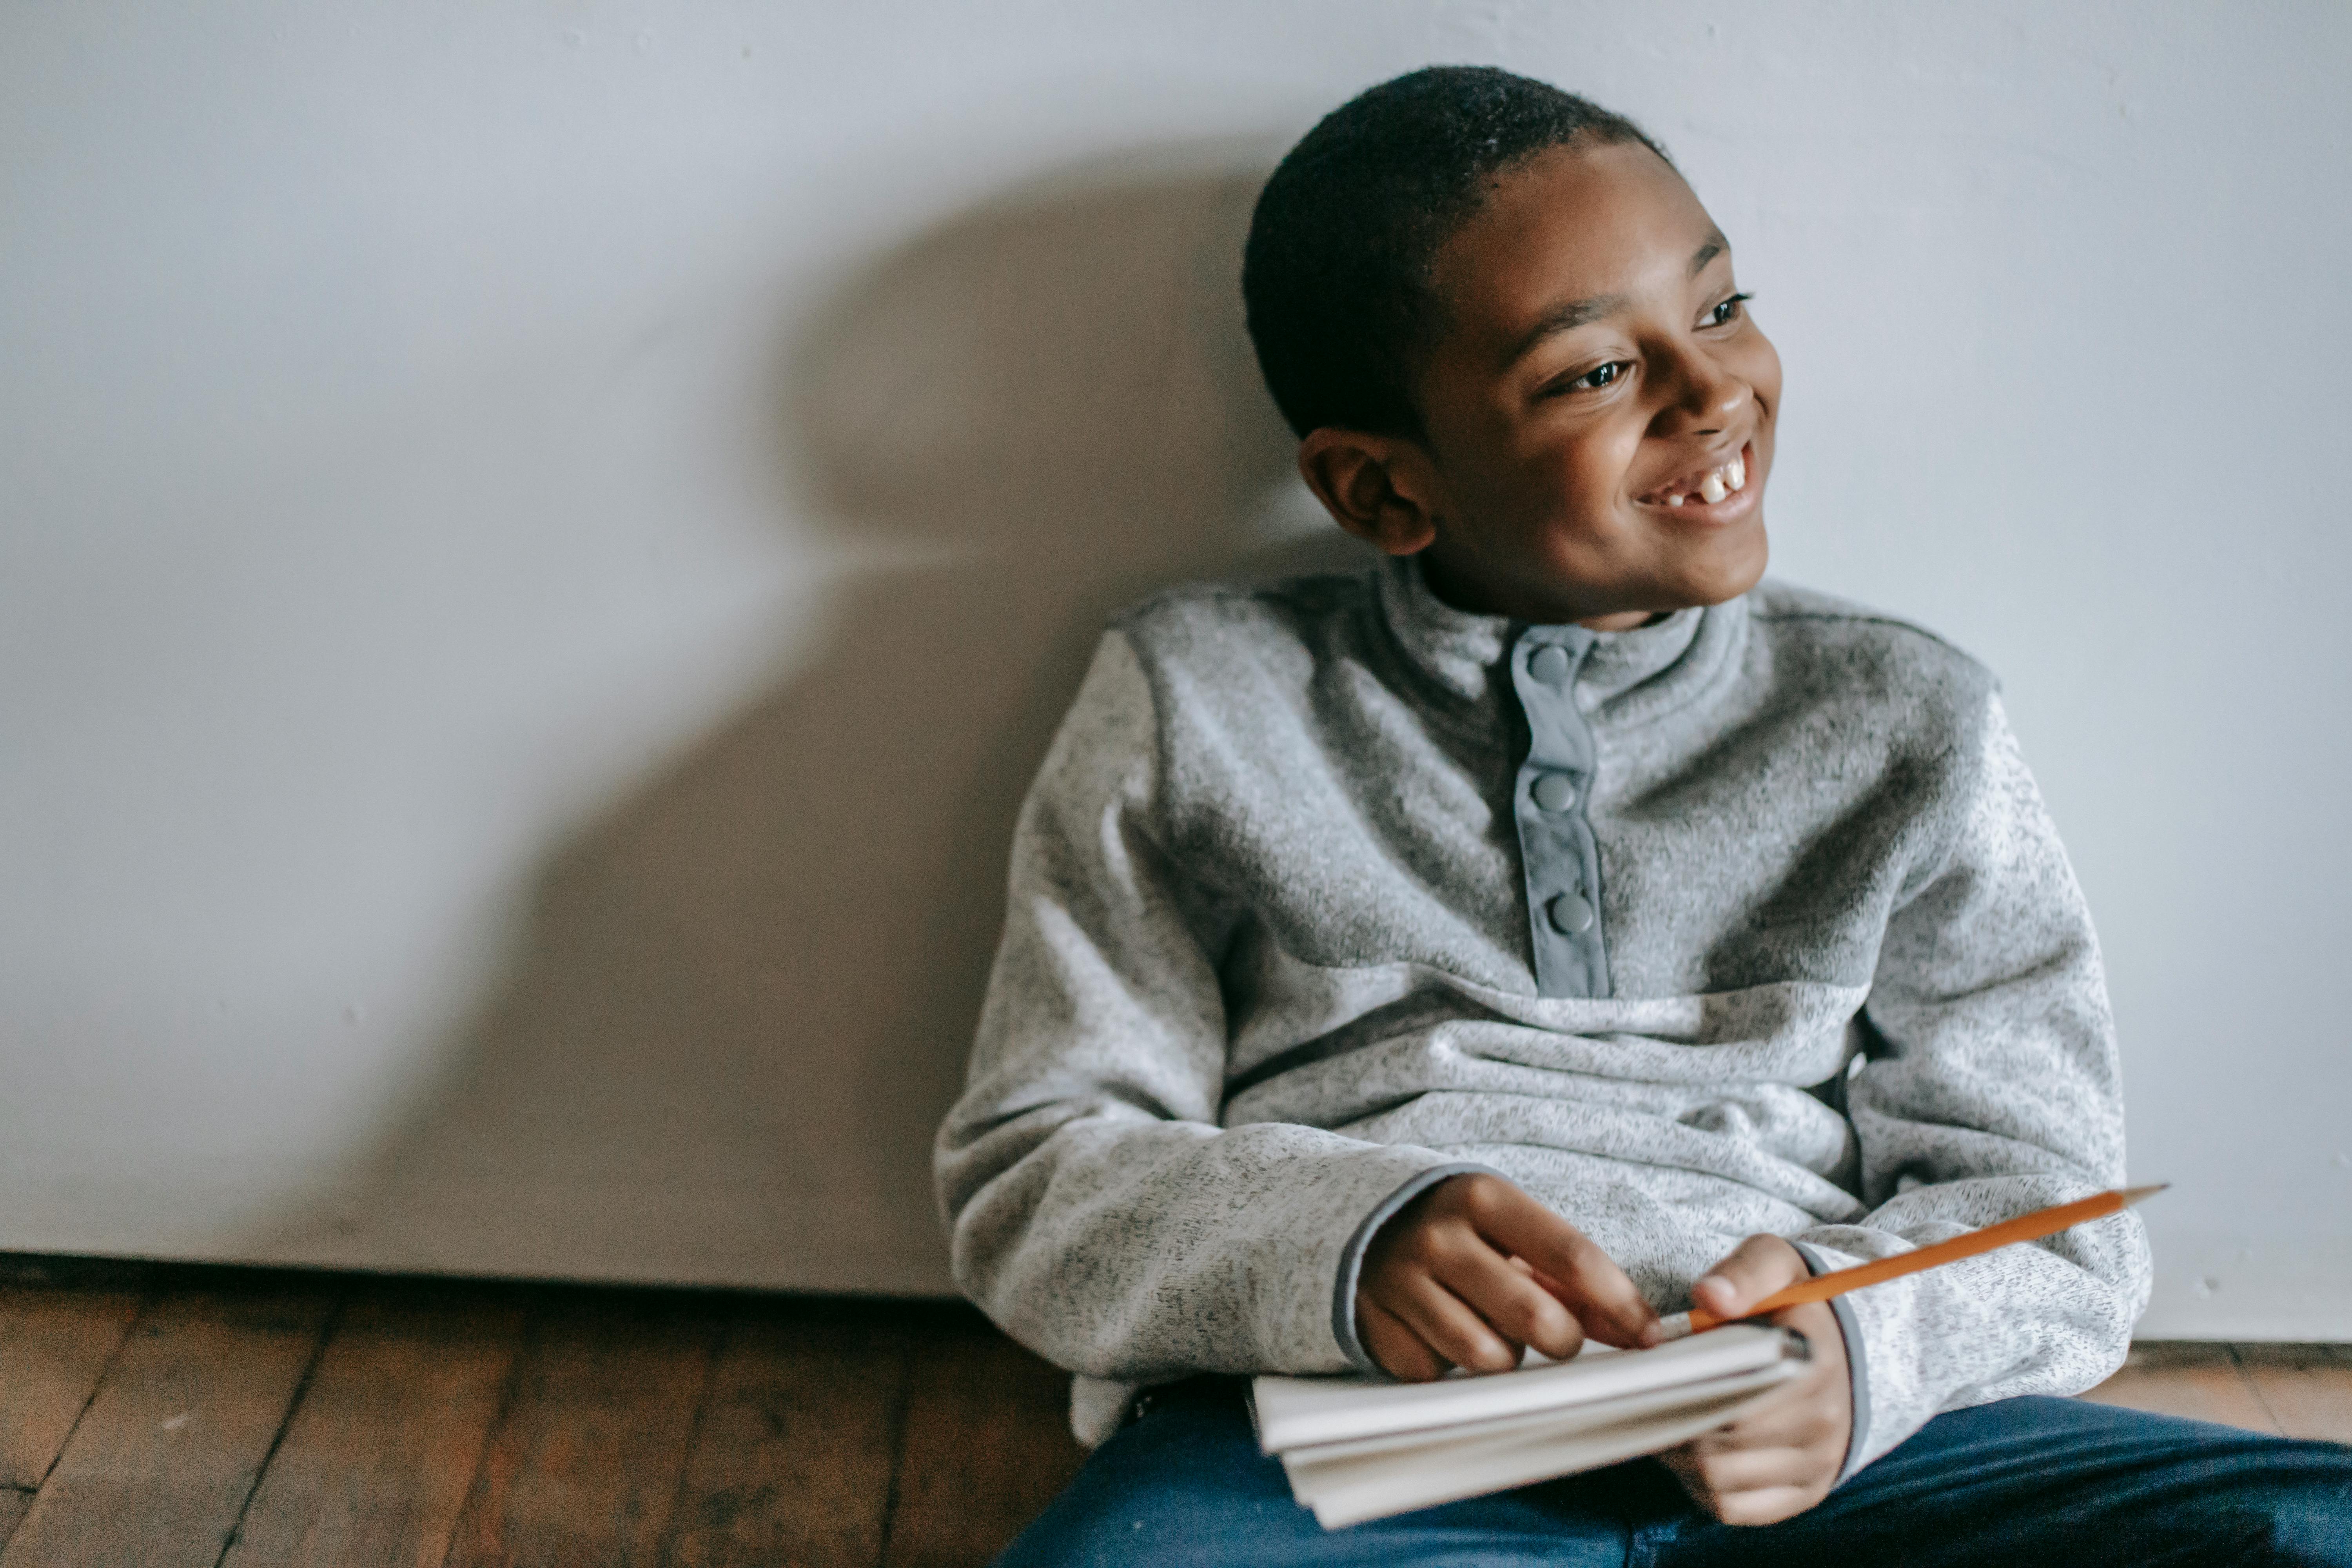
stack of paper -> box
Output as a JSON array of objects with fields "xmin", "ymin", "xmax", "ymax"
[{"xmin": 1251, "ymin": 1324, "xmax": 1809, "ymax": 1528}]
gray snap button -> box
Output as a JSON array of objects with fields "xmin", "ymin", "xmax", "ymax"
[
  {"xmin": 1532, "ymin": 773, "xmax": 1577, "ymax": 812},
  {"xmin": 1547, "ymin": 893, "xmax": 1596, "ymax": 935},
  {"xmin": 1528, "ymin": 644, "xmax": 1572, "ymax": 685}
]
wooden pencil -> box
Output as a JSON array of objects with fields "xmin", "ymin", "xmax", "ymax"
[{"xmin": 1654, "ymin": 1183, "xmax": 2168, "ymax": 1340}]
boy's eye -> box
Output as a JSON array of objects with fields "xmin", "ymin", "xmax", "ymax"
[
  {"xmin": 1566, "ymin": 361, "xmax": 1630, "ymax": 392},
  {"xmin": 1703, "ymin": 292, "xmax": 1755, "ymax": 328}
]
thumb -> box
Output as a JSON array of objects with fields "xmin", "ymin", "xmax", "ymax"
[{"xmin": 1690, "ymin": 1234, "xmax": 1808, "ymax": 1321}]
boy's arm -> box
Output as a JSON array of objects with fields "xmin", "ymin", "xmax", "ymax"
[
  {"xmin": 1789, "ymin": 691, "xmax": 2152, "ymax": 1477},
  {"xmin": 935, "ymin": 631, "xmax": 1480, "ymax": 1390}
]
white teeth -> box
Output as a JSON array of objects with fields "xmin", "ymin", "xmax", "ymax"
[{"xmin": 1653, "ymin": 453, "xmax": 1747, "ymax": 508}]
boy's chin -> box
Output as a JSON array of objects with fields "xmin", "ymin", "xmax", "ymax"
[
  {"xmin": 1635, "ymin": 528, "xmax": 1770, "ymax": 615},
  {"xmin": 1425, "ymin": 524, "xmax": 1768, "ymax": 624}
]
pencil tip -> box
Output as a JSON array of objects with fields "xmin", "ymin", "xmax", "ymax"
[{"xmin": 2117, "ymin": 1183, "xmax": 2170, "ymax": 1206}]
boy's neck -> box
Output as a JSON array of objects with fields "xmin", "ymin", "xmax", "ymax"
[{"xmin": 1418, "ymin": 552, "xmax": 1677, "ymax": 633}]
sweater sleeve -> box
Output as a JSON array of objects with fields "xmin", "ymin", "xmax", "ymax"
[
  {"xmin": 934, "ymin": 630, "xmax": 1467, "ymax": 1405},
  {"xmin": 1792, "ymin": 691, "xmax": 2152, "ymax": 1477}
]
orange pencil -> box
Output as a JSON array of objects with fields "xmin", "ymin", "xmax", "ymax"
[{"xmin": 1654, "ymin": 1184, "xmax": 2168, "ymax": 1340}]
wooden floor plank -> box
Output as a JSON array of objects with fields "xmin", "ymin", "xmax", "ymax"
[
  {"xmin": 882, "ymin": 1313, "xmax": 1084, "ymax": 1568},
  {"xmin": 219, "ymin": 1282, "xmax": 529, "ymax": 1568},
  {"xmin": 0, "ymin": 1282, "xmax": 338, "ymax": 1568},
  {"xmin": 660, "ymin": 1307, "xmax": 908, "ymax": 1568},
  {"xmin": 2078, "ymin": 1342, "xmax": 2282, "ymax": 1434},
  {"xmin": 441, "ymin": 1294, "xmax": 720, "ymax": 1568},
  {"xmin": 0, "ymin": 1282, "xmax": 146, "ymax": 1488},
  {"xmin": 2237, "ymin": 1345, "xmax": 2352, "ymax": 1445}
]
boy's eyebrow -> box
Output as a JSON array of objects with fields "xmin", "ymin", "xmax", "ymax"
[
  {"xmin": 1506, "ymin": 294, "xmax": 1627, "ymax": 363},
  {"xmin": 1503, "ymin": 232, "xmax": 1734, "ymax": 367}
]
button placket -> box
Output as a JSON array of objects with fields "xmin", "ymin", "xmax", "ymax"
[{"xmin": 1510, "ymin": 627, "xmax": 1610, "ymax": 998}]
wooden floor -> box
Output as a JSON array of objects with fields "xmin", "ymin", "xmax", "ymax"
[
  {"xmin": 0, "ymin": 1255, "xmax": 1084, "ymax": 1568},
  {"xmin": 0, "ymin": 1255, "xmax": 2346, "ymax": 1568}
]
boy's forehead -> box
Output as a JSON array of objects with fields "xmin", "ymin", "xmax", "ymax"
[{"xmin": 1432, "ymin": 142, "xmax": 1722, "ymax": 363}]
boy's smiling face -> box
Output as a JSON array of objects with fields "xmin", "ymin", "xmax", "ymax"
[{"xmin": 1301, "ymin": 140, "xmax": 1780, "ymax": 630}]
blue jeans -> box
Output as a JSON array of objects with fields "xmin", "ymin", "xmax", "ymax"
[{"xmin": 999, "ymin": 1376, "xmax": 2352, "ymax": 1566}]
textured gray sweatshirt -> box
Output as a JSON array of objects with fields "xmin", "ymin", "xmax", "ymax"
[{"xmin": 935, "ymin": 554, "xmax": 2151, "ymax": 1477}]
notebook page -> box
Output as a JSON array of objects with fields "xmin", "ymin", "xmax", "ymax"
[{"xmin": 1252, "ymin": 1323, "xmax": 1798, "ymax": 1452}]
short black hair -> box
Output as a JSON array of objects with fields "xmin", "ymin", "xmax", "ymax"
[{"xmin": 1242, "ymin": 65, "xmax": 1669, "ymax": 440}]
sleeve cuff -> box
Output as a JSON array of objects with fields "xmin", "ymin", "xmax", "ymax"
[
  {"xmin": 1330, "ymin": 1162, "xmax": 1503, "ymax": 1373},
  {"xmin": 1789, "ymin": 1238, "xmax": 1871, "ymax": 1485}
]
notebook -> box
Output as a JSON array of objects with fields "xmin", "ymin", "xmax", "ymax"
[{"xmin": 1250, "ymin": 1323, "xmax": 1810, "ymax": 1527}]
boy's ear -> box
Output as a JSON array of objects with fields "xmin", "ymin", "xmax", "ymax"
[{"xmin": 1297, "ymin": 428, "xmax": 1443, "ymax": 556}]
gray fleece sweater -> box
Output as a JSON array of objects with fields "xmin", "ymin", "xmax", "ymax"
[{"xmin": 935, "ymin": 554, "xmax": 2151, "ymax": 1477}]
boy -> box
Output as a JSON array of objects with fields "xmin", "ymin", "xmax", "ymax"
[{"xmin": 938, "ymin": 66, "xmax": 2352, "ymax": 1563}]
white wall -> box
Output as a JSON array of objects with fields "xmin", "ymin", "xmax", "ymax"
[{"xmin": 3, "ymin": 1, "xmax": 2345, "ymax": 1334}]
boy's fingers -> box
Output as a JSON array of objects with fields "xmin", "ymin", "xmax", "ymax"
[
  {"xmin": 1690, "ymin": 1233, "xmax": 1809, "ymax": 1320},
  {"xmin": 1439, "ymin": 1247, "xmax": 1584, "ymax": 1361},
  {"xmin": 1713, "ymin": 1485, "xmax": 1818, "ymax": 1529},
  {"xmin": 1663, "ymin": 1439, "xmax": 1824, "ymax": 1524},
  {"xmin": 1695, "ymin": 1450, "xmax": 1810, "ymax": 1494},
  {"xmin": 1470, "ymin": 1186, "xmax": 1656, "ymax": 1345},
  {"xmin": 1388, "ymin": 1275, "xmax": 1522, "ymax": 1374},
  {"xmin": 1357, "ymin": 1296, "xmax": 1448, "ymax": 1382},
  {"xmin": 1678, "ymin": 1408, "xmax": 1815, "ymax": 1469}
]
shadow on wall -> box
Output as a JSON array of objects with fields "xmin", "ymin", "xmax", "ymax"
[{"xmin": 251, "ymin": 142, "xmax": 1373, "ymax": 1294}]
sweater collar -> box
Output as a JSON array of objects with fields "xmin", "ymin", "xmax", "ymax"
[{"xmin": 1374, "ymin": 554, "xmax": 1747, "ymax": 726}]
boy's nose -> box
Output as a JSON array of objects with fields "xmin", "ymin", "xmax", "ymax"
[{"xmin": 1661, "ymin": 347, "xmax": 1749, "ymax": 434}]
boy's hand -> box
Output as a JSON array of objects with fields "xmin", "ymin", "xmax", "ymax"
[
  {"xmin": 1657, "ymin": 1234, "xmax": 1853, "ymax": 1527},
  {"xmin": 1355, "ymin": 1173, "xmax": 1659, "ymax": 1381}
]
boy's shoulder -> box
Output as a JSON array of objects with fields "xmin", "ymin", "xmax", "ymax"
[
  {"xmin": 1746, "ymin": 577, "xmax": 1973, "ymax": 648},
  {"xmin": 1746, "ymin": 577, "xmax": 2000, "ymax": 715},
  {"xmin": 1112, "ymin": 566, "xmax": 1374, "ymax": 630},
  {"xmin": 1109, "ymin": 567, "xmax": 1380, "ymax": 675}
]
